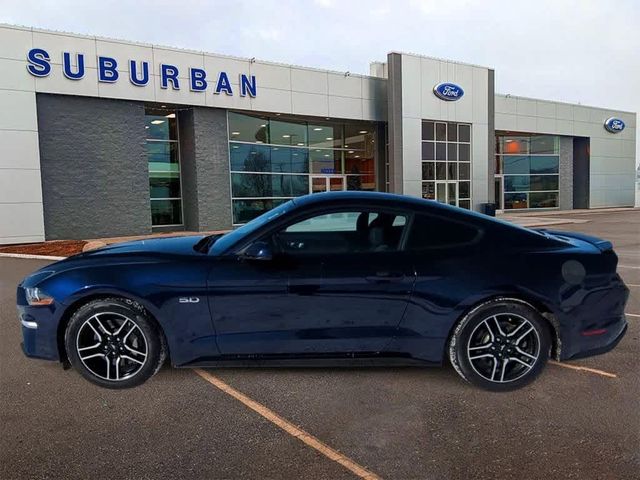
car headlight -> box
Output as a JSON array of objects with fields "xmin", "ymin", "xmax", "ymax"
[{"xmin": 25, "ymin": 287, "xmax": 54, "ymax": 306}]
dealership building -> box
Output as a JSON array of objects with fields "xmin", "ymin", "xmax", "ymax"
[{"xmin": 0, "ymin": 24, "xmax": 637, "ymax": 244}]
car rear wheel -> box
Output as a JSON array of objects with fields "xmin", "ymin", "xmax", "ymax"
[
  {"xmin": 65, "ymin": 298, "xmax": 166, "ymax": 389},
  {"xmin": 449, "ymin": 299, "xmax": 551, "ymax": 391}
]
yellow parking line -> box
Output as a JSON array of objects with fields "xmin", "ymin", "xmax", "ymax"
[
  {"xmin": 549, "ymin": 361, "xmax": 617, "ymax": 378},
  {"xmin": 194, "ymin": 369, "xmax": 382, "ymax": 480}
]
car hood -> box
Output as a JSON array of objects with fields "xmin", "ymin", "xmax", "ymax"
[
  {"xmin": 77, "ymin": 235, "xmax": 207, "ymax": 258},
  {"xmin": 21, "ymin": 235, "xmax": 208, "ymax": 287}
]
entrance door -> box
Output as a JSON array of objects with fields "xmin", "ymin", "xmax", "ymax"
[
  {"xmin": 310, "ymin": 175, "xmax": 346, "ymax": 194},
  {"xmin": 436, "ymin": 181, "xmax": 458, "ymax": 206}
]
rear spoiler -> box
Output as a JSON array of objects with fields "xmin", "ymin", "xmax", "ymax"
[{"xmin": 536, "ymin": 229, "xmax": 613, "ymax": 252}]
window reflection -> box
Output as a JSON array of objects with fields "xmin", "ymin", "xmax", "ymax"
[
  {"xmin": 496, "ymin": 133, "xmax": 560, "ymax": 210},
  {"xmin": 228, "ymin": 112, "xmax": 378, "ymax": 224},
  {"xmin": 146, "ymin": 108, "xmax": 182, "ymax": 227}
]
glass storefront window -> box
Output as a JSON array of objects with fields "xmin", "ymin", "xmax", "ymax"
[
  {"xmin": 530, "ymin": 192, "xmax": 559, "ymax": 208},
  {"xmin": 145, "ymin": 113, "xmax": 177, "ymax": 141},
  {"xmin": 421, "ymin": 121, "xmax": 472, "ymax": 209},
  {"xmin": 530, "ymin": 135, "xmax": 559, "ymax": 154},
  {"xmin": 228, "ymin": 112, "xmax": 269, "ymax": 143},
  {"xmin": 309, "ymin": 123, "xmax": 343, "ymax": 149},
  {"xmin": 496, "ymin": 133, "xmax": 560, "ymax": 210},
  {"xmin": 270, "ymin": 119, "xmax": 308, "ymax": 146},
  {"xmin": 150, "ymin": 199, "xmax": 182, "ymax": 226},
  {"xmin": 504, "ymin": 192, "xmax": 528, "ymax": 209},
  {"xmin": 231, "ymin": 173, "xmax": 309, "ymax": 198},
  {"xmin": 233, "ymin": 199, "xmax": 290, "ymax": 224},
  {"xmin": 310, "ymin": 149, "xmax": 341, "ymax": 174},
  {"xmin": 228, "ymin": 112, "xmax": 377, "ymax": 224},
  {"xmin": 503, "ymin": 156, "xmax": 530, "ymax": 175},
  {"xmin": 530, "ymin": 156, "xmax": 559, "ymax": 174},
  {"xmin": 146, "ymin": 108, "xmax": 182, "ymax": 227}
]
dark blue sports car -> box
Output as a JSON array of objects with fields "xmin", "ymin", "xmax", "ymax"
[{"xmin": 18, "ymin": 192, "xmax": 629, "ymax": 391}]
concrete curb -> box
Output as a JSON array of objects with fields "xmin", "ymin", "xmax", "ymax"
[{"xmin": 0, "ymin": 252, "xmax": 67, "ymax": 261}]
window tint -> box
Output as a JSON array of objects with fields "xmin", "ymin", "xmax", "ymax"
[
  {"xmin": 275, "ymin": 210, "xmax": 408, "ymax": 254},
  {"xmin": 406, "ymin": 214, "xmax": 479, "ymax": 249}
]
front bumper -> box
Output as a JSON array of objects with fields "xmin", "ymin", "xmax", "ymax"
[{"xmin": 17, "ymin": 287, "xmax": 61, "ymax": 361}]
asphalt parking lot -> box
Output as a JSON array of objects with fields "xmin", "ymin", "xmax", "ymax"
[{"xmin": 1, "ymin": 210, "xmax": 638, "ymax": 480}]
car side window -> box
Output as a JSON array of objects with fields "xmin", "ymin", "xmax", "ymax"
[
  {"xmin": 273, "ymin": 210, "xmax": 408, "ymax": 255},
  {"xmin": 406, "ymin": 214, "xmax": 480, "ymax": 250}
]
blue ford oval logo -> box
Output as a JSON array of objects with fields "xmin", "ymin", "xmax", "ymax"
[
  {"xmin": 433, "ymin": 82, "xmax": 464, "ymax": 101},
  {"xmin": 604, "ymin": 117, "xmax": 625, "ymax": 133}
]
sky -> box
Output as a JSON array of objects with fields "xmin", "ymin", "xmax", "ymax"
[{"xmin": 2, "ymin": 0, "xmax": 639, "ymax": 166}]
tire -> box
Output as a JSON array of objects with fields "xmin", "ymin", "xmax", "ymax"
[
  {"xmin": 448, "ymin": 298, "xmax": 551, "ymax": 392},
  {"xmin": 65, "ymin": 297, "xmax": 166, "ymax": 389}
]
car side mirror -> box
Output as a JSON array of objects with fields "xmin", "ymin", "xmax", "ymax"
[{"xmin": 242, "ymin": 241, "xmax": 273, "ymax": 261}]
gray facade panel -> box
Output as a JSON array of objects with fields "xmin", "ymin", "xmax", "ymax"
[
  {"xmin": 177, "ymin": 109, "xmax": 199, "ymax": 231},
  {"xmin": 487, "ymin": 69, "xmax": 496, "ymax": 204},
  {"xmin": 36, "ymin": 94, "xmax": 151, "ymax": 240},
  {"xmin": 559, "ymin": 136, "xmax": 574, "ymax": 210},
  {"xmin": 188, "ymin": 107, "xmax": 232, "ymax": 231},
  {"xmin": 386, "ymin": 53, "xmax": 403, "ymax": 194}
]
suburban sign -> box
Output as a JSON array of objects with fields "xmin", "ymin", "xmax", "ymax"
[
  {"xmin": 603, "ymin": 117, "xmax": 625, "ymax": 133},
  {"xmin": 25, "ymin": 48, "xmax": 257, "ymax": 97},
  {"xmin": 433, "ymin": 82, "xmax": 464, "ymax": 101}
]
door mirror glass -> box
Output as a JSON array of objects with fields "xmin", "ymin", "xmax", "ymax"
[{"xmin": 242, "ymin": 241, "xmax": 273, "ymax": 261}]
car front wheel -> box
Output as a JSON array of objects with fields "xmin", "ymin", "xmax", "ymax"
[
  {"xmin": 449, "ymin": 299, "xmax": 551, "ymax": 391},
  {"xmin": 65, "ymin": 297, "xmax": 166, "ymax": 389}
]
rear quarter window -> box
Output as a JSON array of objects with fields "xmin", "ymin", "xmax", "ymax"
[{"xmin": 406, "ymin": 214, "xmax": 481, "ymax": 250}]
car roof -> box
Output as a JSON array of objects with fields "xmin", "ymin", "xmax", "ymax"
[
  {"xmin": 290, "ymin": 191, "xmax": 540, "ymax": 235},
  {"xmin": 292, "ymin": 191, "xmax": 466, "ymax": 216}
]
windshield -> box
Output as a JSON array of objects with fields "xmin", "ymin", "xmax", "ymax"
[{"xmin": 210, "ymin": 200, "xmax": 294, "ymax": 255}]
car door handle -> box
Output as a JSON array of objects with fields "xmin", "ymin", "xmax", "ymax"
[{"xmin": 365, "ymin": 271, "xmax": 405, "ymax": 283}]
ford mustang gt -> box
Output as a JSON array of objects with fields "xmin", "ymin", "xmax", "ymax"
[{"xmin": 18, "ymin": 192, "xmax": 629, "ymax": 391}]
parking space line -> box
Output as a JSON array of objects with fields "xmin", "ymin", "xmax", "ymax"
[
  {"xmin": 549, "ymin": 361, "xmax": 617, "ymax": 378},
  {"xmin": 626, "ymin": 313, "xmax": 640, "ymax": 318},
  {"xmin": 194, "ymin": 369, "xmax": 382, "ymax": 480},
  {"xmin": 619, "ymin": 265, "xmax": 640, "ymax": 269},
  {"xmin": 625, "ymin": 284, "xmax": 640, "ymax": 288}
]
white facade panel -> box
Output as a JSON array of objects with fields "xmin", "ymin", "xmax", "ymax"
[
  {"xmin": 0, "ymin": 169, "xmax": 43, "ymax": 203},
  {"xmin": 0, "ymin": 130, "xmax": 40, "ymax": 170},
  {"xmin": 0, "ymin": 202, "xmax": 45, "ymax": 242},
  {"xmin": 0, "ymin": 58, "xmax": 36, "ymax": 92},
  {"xmin": 290, "ymin": 69, "xmax": 328, "ymax": 95},
  {"xmin": 328, "ymin": 95, "xmax": 362, "ymax": 119},
  {"xmin": 250, "ymin": 62, "xmax": 291, "ymax": 90},
  {"xmin": 292, "ymin": 91, "xmax": 329, "ymax": 117},
  {"xmin": 401, "ymin": 55, "xmax": 422, "ymax": 119},
  {"xmin": 328, "ymin": 73, "xmax": 362, "ymax": 98},
  {"xmin": 0, "ymin": 89, "xmax": 38, "ymax": 131},
  {"xmin": 250, "ymin": 87, "xmax": 292, "ymax": 114},
  {"xmin": 0, "ymin": 25, "xmax": 33, "ymax": 61}
]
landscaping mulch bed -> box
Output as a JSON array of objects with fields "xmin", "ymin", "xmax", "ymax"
[{"xmin": 0, "ymin": 240, "xmax": 86, "ymax": 257}]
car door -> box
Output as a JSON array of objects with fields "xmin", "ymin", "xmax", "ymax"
[
  {"xmin": 266, "ymin": 208, "xmax": 415, "ymax": 355},
  {"xmin": 207, "ymin": 249, "xmax": 323, "ymax": 356}
]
